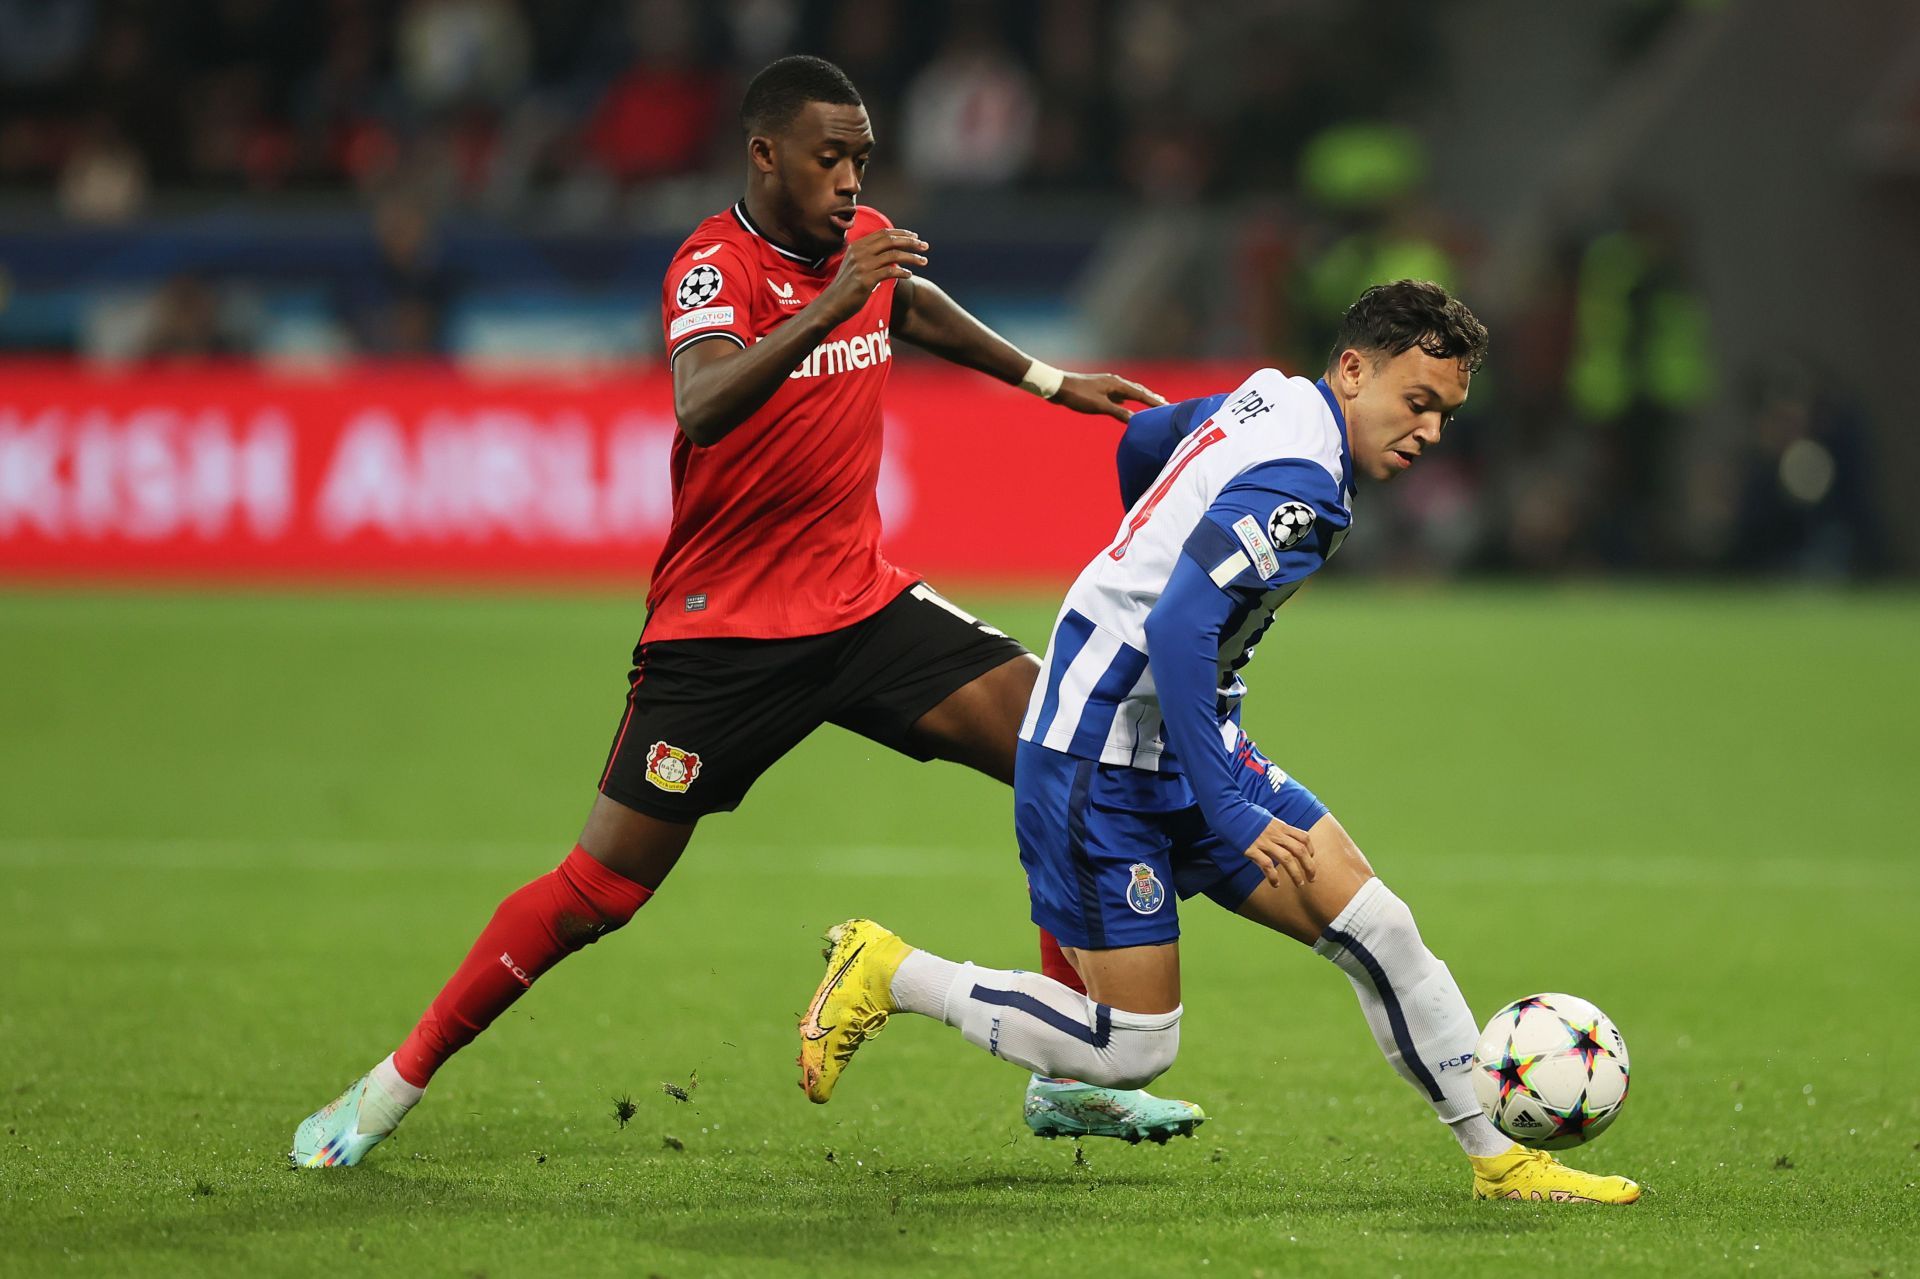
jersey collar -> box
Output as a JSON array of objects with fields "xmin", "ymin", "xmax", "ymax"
[
  {"xmin": 732, "ymin": 200, "xmax": 831, "ymax": 271},
  {"xmin": 1314, "ymin": 377, "xmax": 1355, "ymax": 500}
]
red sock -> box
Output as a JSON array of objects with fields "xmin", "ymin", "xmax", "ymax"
[
  {"xmin": 1038, "ymin": 927, "xmax": 1086, "ymax": 994},
  {"xmin": 392, "ymin": 846, "xmax": 652, "ymax": 1088}
]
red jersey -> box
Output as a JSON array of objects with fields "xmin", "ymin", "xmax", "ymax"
[{"xmin": 648, "ymin": 201, "xmax": 916, "ymax": 642}]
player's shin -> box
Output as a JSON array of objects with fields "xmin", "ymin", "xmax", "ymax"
[
  {"xmin": 1313, "ymin": 878, "xmax": 1509, "ymax": 1156},
  {"xmin": 890, "ymin": 951, "xmax": 1179, "ymax": 1089},
  {"xmin": 392, "ymin": 845, "xmax": 653, "ymax": 1088}
]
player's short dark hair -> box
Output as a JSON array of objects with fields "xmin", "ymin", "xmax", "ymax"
[
  {"xmin": 741, "ymin": 56, "xmax": 863, "ymax": 137},
  {"xmin": 1327, "ymin": 279, "xmax": 1489, "ymax": 375}
]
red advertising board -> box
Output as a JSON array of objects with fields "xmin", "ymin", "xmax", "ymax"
[{"xmin": 0, "ymin": 361, "xmax": 1241, "ymax": 586}]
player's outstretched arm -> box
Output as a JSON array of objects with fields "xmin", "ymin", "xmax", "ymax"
[
  {"xmin": 673, "ymin": 229, "xmax": 928, "ymax": 446},
  {"xmin": 890, "ymin": 276, "xmax": 1166, "ymax": 422},
  {"xmin": 1142, "ymin": 551, "xmax": 1314, "ymax": 888}
]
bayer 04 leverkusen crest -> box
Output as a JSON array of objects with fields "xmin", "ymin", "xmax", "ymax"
[{"xmin": 644, "ymin": 741, "xmax": 702, "ymax": 792}]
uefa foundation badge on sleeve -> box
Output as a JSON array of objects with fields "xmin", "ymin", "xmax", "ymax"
[
  {"xmin": 645, "ymin": 741, "xmax": 703, "ymax": 793},
  {"xmin": 1125, "ymin": 863, "xmax": 1166, "ymax": 915}
]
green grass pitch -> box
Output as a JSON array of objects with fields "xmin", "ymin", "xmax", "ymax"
[{"xmin": 2, "ymin": 585, "xmax": 1917, "ymax": 1277}]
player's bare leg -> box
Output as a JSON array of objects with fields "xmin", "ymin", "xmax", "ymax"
[
  {"xmin": 1232, "ymin": 813, "xmax": 1639, "ymax": 1203},
  {"xmin": 1057, "ymin": 941, "xmax": 1183, "ymax": 1015},
  {"xmin": 904, "ymin": 651, "xmax": 1037, "ymax": 784},
  {"xmin": 291, "ymin": 795, "xmax": 689, "ymax": 1168},
  {"xmin": 578, "ymin": 792, "xmax": 698, "ymax": 889},
  {"xmin": 906, "ymin": 653, "xmax": 1208, "ymax": 1142}
]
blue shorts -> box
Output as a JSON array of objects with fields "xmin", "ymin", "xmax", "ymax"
[{"xmin": 1016, "ymin": 730, "xmax": 1329, "ymax": 950}]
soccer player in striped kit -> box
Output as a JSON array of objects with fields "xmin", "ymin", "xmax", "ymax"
[{"xmin": 800, "ymin": 281, "xmax": 1643, "ymax": 1204}]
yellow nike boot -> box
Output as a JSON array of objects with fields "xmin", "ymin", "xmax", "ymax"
[
  {"xmin": 1471, "ymin": 1145, "xmax": 1642, "ymax": 1204},
  {"xmin": 797, "ymin": 919, "xmax": 911, "ymax": 1103}
]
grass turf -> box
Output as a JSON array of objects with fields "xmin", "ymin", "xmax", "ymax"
[{"xmin": 1, "ymin": 585, "xmax": 1916, "ymax": 1277}]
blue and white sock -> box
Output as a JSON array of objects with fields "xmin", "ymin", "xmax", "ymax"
[
  {"xmin": 891, "ymin": 950, "xmax": 1180, "ymax": 1090},
  {"xmin": 1315, "ymin": 878, "xmax": 1510, "ymax": 1156}
]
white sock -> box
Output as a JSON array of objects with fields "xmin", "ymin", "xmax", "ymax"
[
  {"xmin": 362, "ymin": 1053, "xmax": 424, "ymax": 1134},
  {"xmin": 892, "ymin": 952, "xmax": 1179, "ymax": 1090},
  {"xmin": 1314, "ymin": 878, "xmax": 1484, "ymax": 1131},
  {"xmin": 1449, "ymin": 1112, "xmax": 1514, "ymax": 1157},
  {"xmin": 890, "ymin": 948, "xmax": 961, "ymax": 1017}
]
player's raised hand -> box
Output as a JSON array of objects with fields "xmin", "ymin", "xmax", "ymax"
[
  {"xmin": 817, "ymin": 228, "xmax": 928, "ymax": 325},
  {"xmin": 1049, "ymin": 372, "xmax": 1168, "ymax": 423},
  {"xmin": 1242, "ymin": 816, "xmax": 1316, "ymax": 889}
]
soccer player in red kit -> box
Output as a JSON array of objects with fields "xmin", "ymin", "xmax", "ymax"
[{"xmin": 291, "ymin": 55, "xmax": 1203, "ymax": 1168}]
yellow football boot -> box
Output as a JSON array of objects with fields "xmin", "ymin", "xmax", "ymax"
[
  {"xmin": 797, "ymin": 918, "xmax": 911, "ymax": 1103},
  {"xmin": 1471, "ymin": 1145, "xmax": 1642, "ymax": 1204}
]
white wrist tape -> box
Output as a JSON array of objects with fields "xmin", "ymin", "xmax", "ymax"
[{"xmin": 1019, "ymin": 359, "xmax": 1065, "ymax": 400}]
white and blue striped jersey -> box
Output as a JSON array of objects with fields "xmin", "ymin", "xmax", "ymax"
[{"xmin": 1017, "ymin": 367, "xmax": 1353, "ymax": 851}]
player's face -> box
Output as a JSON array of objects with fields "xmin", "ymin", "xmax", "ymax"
[
  {"xmin": 1334, "ymin": 346, "xmax": 1470, "ymax": 483},
  {"xmin": 765, "ymin": 102, "xmax": 874, "ymax": 256}
]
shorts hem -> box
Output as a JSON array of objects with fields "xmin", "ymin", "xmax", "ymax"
[
  {"xmin": 598, "ymin": 779, "xmax": 734, "ymax": 823},
  {"xmin": 1199, "ymin": 862, "xmax": 1265, "ymax": 912},
  {"xmin": 1030, "ymin": 906, "xmax": 1179, "ymax": 952},
  {"xmin": 884, "ymin": 644, "xmax": 1033, "ymax": 761}
]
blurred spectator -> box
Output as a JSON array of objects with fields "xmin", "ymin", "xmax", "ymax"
[
  {"xmin": 56, "ymin": 114, "xmax": 146, "ymax": 222},
  {"xmin": 583, "ymin": 0, "xmax": 725, "ymax": 183},
  {"xmin": 396, "ymin": 0, "xmax": 530, "ymax": 112},
  {"xmin": 816, "ymin": 0, "xmax": 917, "ymax": 138},
  {"xmin": 138, "ymin": 275, "xmax": 244, "ymax": 362},
  {"xmin": 1024, "ymin": 0, "xmax": 1104, "ymax": 188},
  {"xmin": 296, "ymin": 0, "xmax": 399, "ymax": 189},
  {"xmin": 1281, "ymin": 124, "xmax": 1463, "ymax": 371},
  {"xmin": 0, "ymin": 0, "xmax": 96, "ymax": 89},
  {"xmin": 340, "ymin": 194, "xmax": 455, "ymax": 357},
  {"xmin": 723, "ymin": 0, "xmax": 799, "ymax": 71},
  {"xmin": 900, "ymin": 5, "xmax": 1037, "ymax": 186},
  {"xmin": 1725, "ymin": 363, "xmax": 1888, "ymax": 577},
  {"xmin": 1565, "ymin": 204, "xmax": 1715, "ymax": 567},
  {"xmin": 81, "ymin": 10, "xmax": 181, "ymax": 182}
]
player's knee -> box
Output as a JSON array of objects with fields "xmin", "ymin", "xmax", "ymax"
[
  {"xmin": 1371, "ymin": 882, "xmax": 1423, "ymax": 945},
  {"xmin": 553, "ymin": 846, "xmax": 656, "ymax": 950},
  {"xmin": 1092, "ymin": 1012, "xmax": 1181, "ymax": 1089},
  {"xmin": 1336, "ymin": 877, "xmax": 1424, "ymax": 950}
]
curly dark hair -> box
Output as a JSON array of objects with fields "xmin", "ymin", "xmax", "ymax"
[
  {"xmin": 1326, "ymin": 279, "xmax": 1488, "ymax": 375},
  {"xmin": 741, "ymin": 56, "xmax": 863, "ymax": 137}
]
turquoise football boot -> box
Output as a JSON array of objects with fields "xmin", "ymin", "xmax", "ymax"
[
  {"xmin": 1023, "ymin": 1076, "xmax": 1207, "ymax": 1144},
  {"xmin": 289, "ymin": 1072, "xmax": 413, "ymax": 1169}
]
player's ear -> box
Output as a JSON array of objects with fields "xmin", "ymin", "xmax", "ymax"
[
  {"xmin": 1335, "ymin": 348, "xmax": 1365, "ymax": 396},
  {"xmin": 748, "ymin": 134, "xmax": 777, "ymax": 175}
]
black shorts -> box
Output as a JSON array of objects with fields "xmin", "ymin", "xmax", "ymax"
[{"xmin": 598, "ymin": 582, "xmax": 1031, "ymax": 821}]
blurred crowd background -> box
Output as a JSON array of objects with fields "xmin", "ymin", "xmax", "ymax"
[{"xmin": 1, "ymin": 0, "xmax": 1917, "ymax": 576}]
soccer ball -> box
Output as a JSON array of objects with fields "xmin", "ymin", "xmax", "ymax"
[{"xmin": 1471, "ymin": 993, "xmax": 1630, "ymax": 1150}]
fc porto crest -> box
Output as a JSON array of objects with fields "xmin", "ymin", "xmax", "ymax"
[
  {"xmin": 645, "ymin": 740, "xmax": 702, "ymax": 793},
  {"xmin": 1125, "ymin": 862, "xmax": 1166, "ymax": 915}
]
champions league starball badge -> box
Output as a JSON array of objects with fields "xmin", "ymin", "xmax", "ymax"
[
  {"xmin": 675, "ymin": 263, "xmax": 724, "ymax": 310},
  {"xmin": 1268, "ymin": 501, "xmax": 1317, "ymax": 550}
]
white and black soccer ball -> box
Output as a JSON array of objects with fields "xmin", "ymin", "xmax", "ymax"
[
  {"xmin": 1471, "ymin": 992, "xmax": 1630, "ymax": 1150},
  {"xmin": 1268, "ymin": 501, "xmax": 1316, "ymax": 550}
]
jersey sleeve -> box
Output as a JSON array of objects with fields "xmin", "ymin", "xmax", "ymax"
[
  {"xmin": 1142, "ymin": 551, "xmax": 1273, "ymax": 854},
  {"xmin": 662, "ymin": 238, "xmax": 754, "ymax": 366},
  {"xmin": 1140, "ymin": 459, "xmax": 1349, "ymax": 854},
  {"xmin": 1115, "ymin": 392, "xmax": 1227, "ymax": 510},
  {"xmin": 1175, "ymin": 458, "xmax": 1348, "ymax": 601}
]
